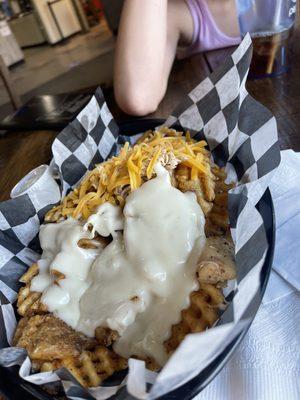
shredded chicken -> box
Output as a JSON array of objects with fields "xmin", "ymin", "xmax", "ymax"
[{"xmin": 197, "ymin": 237, "xmax": 236, "ymax": 286}]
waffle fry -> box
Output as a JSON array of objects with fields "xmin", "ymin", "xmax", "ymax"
[
  {"xmin": 174, "ymin": 164, "xmax": 216, "ymax": 216},
  {"xmin": 144, "ymin": 357, "xmax": 160, "ymax": 372},
  {"xmin": 95, "ymin": 326, "xmax": 118, "ymax": 346},
  {"xmin": 17, "ymin": 285, "xmax": 47, "ymax": 316},
  {"xmin": 40, "ymin": 360, "xmax": 62, "ymax": 373},
  {"xmin": 164, "ymin": 284, "xmax": 225, "ymax": 354},
  {"xmin": 17, "ymin": 263, "xmax": 47, "ymax": 316},
  {"xmin": 60, "ymin": 347, "xmax": 127, "ymax": 387},
  {"xmin": 205, "ymin": 168, "xmax": 234, "ymax": 237},
  {"xmin": 39, "ymin": 346, "xmax": 127, "ymax": 387},
  {"xmin": 199, "ymin": 283, "xmax": 227, "ymax": 308},
  {"xmin": 19, "ymin": 263, "xmax": 38, "ymax": 284}
]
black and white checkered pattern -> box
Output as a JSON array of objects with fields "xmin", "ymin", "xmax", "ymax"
[
  {"xmin": 0, "ymin": 34, "xmax": 280, "ymax": 400},
  {"xmin": 52, "ymin": 89, "xmax": 120, "ymax": 195}
]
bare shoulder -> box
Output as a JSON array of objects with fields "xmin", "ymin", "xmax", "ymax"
[{"xmin": 168, "ymin": 0, "xmax": 194, "ymax": 46}]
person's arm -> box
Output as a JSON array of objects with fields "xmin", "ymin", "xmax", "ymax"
[{"xmin": 113, "ymin": 0, "xmax": 192, "ymax": 116}]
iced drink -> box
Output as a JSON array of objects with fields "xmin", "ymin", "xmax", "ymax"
[{"xmin": 249, "ymin": 26, "xmax": 294, "ymax": 78}]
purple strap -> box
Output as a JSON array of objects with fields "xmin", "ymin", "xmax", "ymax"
[{"xmin": 177, "ymin": 0, "xmax": 241, "ymax": 59}]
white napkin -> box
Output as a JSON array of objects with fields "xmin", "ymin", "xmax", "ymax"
[
  {"xmin": 271, "ymin": 150, "xmax": 300, "ymax": 292},
  {"xmin": 195, "ymin": 150, "xmax": 300, "ymax": 400}
]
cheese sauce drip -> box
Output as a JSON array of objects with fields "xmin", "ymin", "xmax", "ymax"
[
  {"xmin": 30, "ymin": 219, "xmax": 101, "ymax": 328},
  {"xmin": 32, "ymin": 165, "xmax": 206, "ymax": 366}
]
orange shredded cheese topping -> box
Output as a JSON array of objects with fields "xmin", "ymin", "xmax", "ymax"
[{"xmin": 46, "ymin": 128, "xmax": 210, "ymax": 221}]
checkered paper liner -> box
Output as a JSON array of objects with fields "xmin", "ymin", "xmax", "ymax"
[{"xmin": 0, "ymin": 34, "xmax": 280, "ymax": 400}]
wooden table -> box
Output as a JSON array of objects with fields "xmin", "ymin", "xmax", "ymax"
[{"xmin": 1, "ymin": 29, "xmax": 300, "ymax": 202}]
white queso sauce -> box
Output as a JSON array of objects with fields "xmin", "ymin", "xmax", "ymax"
[{"xmin": 31, "ymin": 164, "xmax": 206, "ymax": 366}]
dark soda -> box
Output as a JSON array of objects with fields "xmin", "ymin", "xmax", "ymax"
[{"xmin": 249, "ymin": 26, "xmax": 294, "ymax": 78}]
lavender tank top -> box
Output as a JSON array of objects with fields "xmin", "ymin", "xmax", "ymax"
[{"xmin": 177, "ymin": 0, "xmax": 241, "ymax": 59}]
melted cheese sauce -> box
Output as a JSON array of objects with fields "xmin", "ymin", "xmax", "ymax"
[
  {"xmin": 30, "ymin": 219, "xmax": 101, "ymax": 327},
  {"xmin": 31, "ymin": 165, "xmax": 206, "ymax": 366}
]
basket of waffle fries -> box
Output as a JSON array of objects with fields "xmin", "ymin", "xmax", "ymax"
[{"xmin": 0, "ymin": 35, "xmax": 279, "ymax": 400}]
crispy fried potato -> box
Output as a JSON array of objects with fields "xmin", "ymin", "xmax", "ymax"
[
  {"xmin": 144, "ymin": 357, "xmax": 160, "ymax": 372},
  {"xmin": 13, "ymin": 315, "xmax": 96, "ymax": 361},
  {"xmin": 17, "ymin": 285, "xmax": 47, "ymax": 316},
  {"xmin": 205, "ymin": 168, "xmax": 234, "ymax": 236},
  {"xmin": 17, "ymin": 263, "xmax": 48, "ymax": 316},
  {"xmin": 19, "ymin": 263, "xmax": 39, "ymax": 284},
  {"xmin": 164, "ymin": 284, "xmax": 225, "ymax": 354},
  {"xmin": 199, "ymin": 283, "xmax": 227, "ymax": 308},
  {"xmin": 95, "ymin": 326, "xmax": 118, "ymax": 346},
  {"xmin": 175, "ymin": 165, "xmax": 215, "ymax": 215},
  {"xmin": 40, "ymin": 360, "xmax": 62, "ymax": 372},
  {"xmin": 39, "ymin": 347, "xmax": 127, "ymax": 388},
  {"xmin": 61, "ymin": 347, "xmax": 127, "ymax": 387}
]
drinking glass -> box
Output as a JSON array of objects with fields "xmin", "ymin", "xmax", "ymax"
[{"xmin": 236, "ymin": 0, "xmax": 297, "ymax": 78}]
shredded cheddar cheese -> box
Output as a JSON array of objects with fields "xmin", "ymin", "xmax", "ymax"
[{"xmin": 45, "ymin": 128, "xmax": 212, "ymax": 222}]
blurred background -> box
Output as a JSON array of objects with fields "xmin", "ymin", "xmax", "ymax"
[
  {"xmin": 0, "ymin": 0, "xmax": 123, "ymax": 121},
  {"xmin": 0, "ymin": 0, "xmax": 298, "ymax": 132}
]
